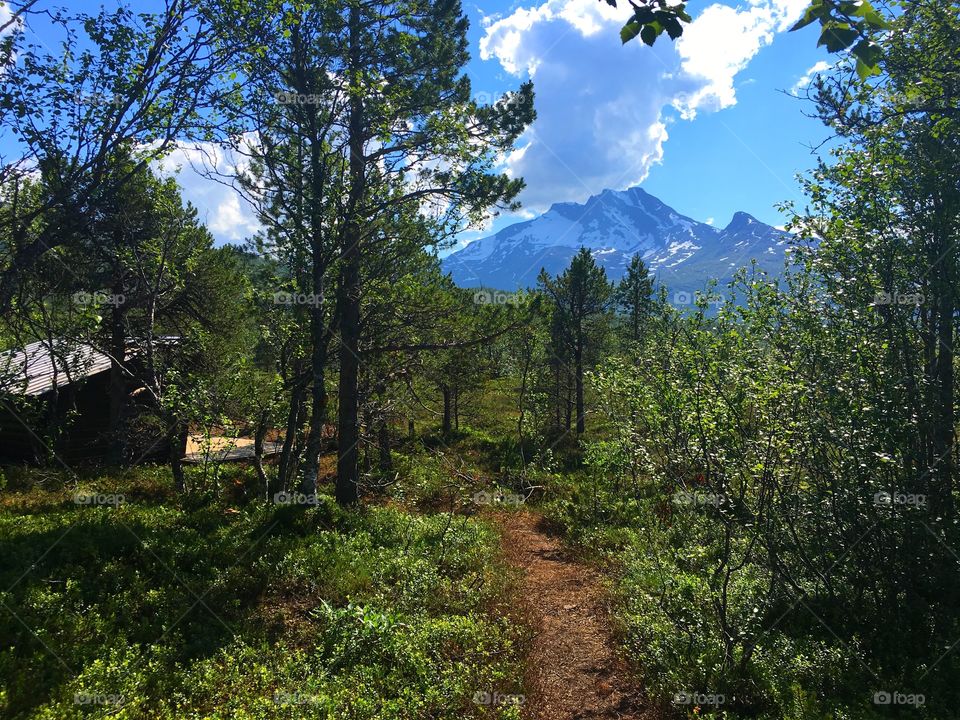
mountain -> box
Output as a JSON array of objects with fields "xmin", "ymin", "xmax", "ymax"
[{"xmin": 442, "ymin": 186, "xmax": 791, "ymax": 297}]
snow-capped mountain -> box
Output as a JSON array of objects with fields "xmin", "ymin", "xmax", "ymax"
[{"xmin": 442, "ymin": 186, "xmax": 791, "ymax": 295}]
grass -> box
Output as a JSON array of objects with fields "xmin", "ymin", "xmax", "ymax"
[{"xmin": 0, "ymin": 464, "xmax": 526, "ymax": 719}]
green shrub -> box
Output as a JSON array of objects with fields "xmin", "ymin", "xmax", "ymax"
[{"xmin": 0, "ymin": 470, "xmax": 524, "ymax": 719}]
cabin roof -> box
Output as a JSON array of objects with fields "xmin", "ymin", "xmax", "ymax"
[{"xmin": 0, "ymin": 340, "xmax": 115, "ymax": 397}]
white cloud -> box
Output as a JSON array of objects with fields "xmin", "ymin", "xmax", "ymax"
[
  {"xmin": 480, "ymin": 0, "xmax": 811, "ymax": 212},
  {"xmin": 673, "ymin": 0, "xmax": 809, "ymax": 117},
  {"xmin": 154, "ymin": 141, "xmax": 261, "ymax": 244},
  {"xmin": 791, "ymin": 60, "xmax": 831, "ymax": 95},
  {"xmin": 479, "ymin": 0, "xmax": 627, "ymax": 74},
  {"xmin": 207, "ymin": 193, "xmax": 260, "ymax": 240}
]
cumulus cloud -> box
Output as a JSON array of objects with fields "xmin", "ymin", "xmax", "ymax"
[
  {"xmin": 673, "ymin": 0, "xmax": 809, "ymax": 117},
  {"xmin": 480, "ymin": 0, "xmax": 809, "ymax": 212},
  {"xmin": 154, "ymin": 141, "xmax": 261, "ymax": 244},
  {"xmin": 206, "ymin": 193, "xmax": 260, "ymax": 240},
  {"xmin": 790, "ymin": 60, "xmax": 831, "ymax": 95}
]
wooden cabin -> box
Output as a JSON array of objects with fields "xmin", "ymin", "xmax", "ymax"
[{"xmin": 0, "ymin": 339, "xmax": 176, "ymax": 464}]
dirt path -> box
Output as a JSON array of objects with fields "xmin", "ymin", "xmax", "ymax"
[{"xmin": 496, "ymin": 510, "xmax": 650, "ymax": 720}]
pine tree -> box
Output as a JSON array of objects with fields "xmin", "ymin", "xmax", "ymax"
[
  {"xmin": 615, "ymin": 254, "xmax": 655, "ymax": 344},
  {"xmin": 538, "ymin": 247, "xmax": 612, "ymax": 435}
]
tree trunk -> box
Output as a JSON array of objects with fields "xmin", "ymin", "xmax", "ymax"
[
  {"xmin": 300, "ymin": 64, "xmax": 334, "ymax": 496},
  {"xmin": 168, "ymin": 419, "xmax": 189, "ymax": 493},
  {"xmin": 47, "ymin": 386, "xmax": 66, "ymax": 458},
  {"xmin": 289, "ymin": 413, "xmax": 308, "ymax": 484},
  {"xmin": 254, "ymin": 411, "xmax": 269, "ymax": 499},
  {"xmin": 575, "ymin": 349, "xmax": 585, "ymax": 435},
  {"xmin": 336, "ymin": 242, "xmax": 362, "ymax": 505},
  {"xmin": 335, "ymin": 6, "xmax": 364, "ymax": 507},
  {"xmin": 107, "ymin": 280, "xmax": 127, "ymax": 465},
  {"xmin": 441, "ymin": 385, "xmax": 452, "ymax": 436},
  {"xmin": 361, "ymin": 406, "xmax": 372, "ymax": 477},
  {"xmin": 43, "ymin": 333, "xmax": 63, "ymax": 456},
  {"xmin": 517, "ymin": 340, "xmax": 532, "ymax": 470},
  {"xmin": 300, "ymin": 291, "xmax": 328, "ymax": 495},
  {"xmin": 933, "ymin": 247, "xmax": 955, "ymax": 516},
  {"xmin": 554, "ymin": 363, "xmax": 561, "ymax": 428},
  {"xmin": 378, "ymin": 416, "xmax": 392, "ymax": 473},
  {"xmin": 278, "ymin": 374, "xmax": 307, "ymax": 493}
]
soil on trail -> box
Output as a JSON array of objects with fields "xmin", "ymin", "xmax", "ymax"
[{"xmin": 496, "ymin": 510, "xmax": 650, "ymax": 720}]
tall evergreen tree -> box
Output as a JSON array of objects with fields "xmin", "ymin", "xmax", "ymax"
[
  {"xmin": 216, "ymin": 0, "xmax": 534, "ymax": 504},
  {"xmin": 615, "ymin": 253, "xmax": 654, "ymax": 344},
  {"xmin": 222, "ymin": 2, "xmax": 347, "ymax": 496},
  {"xmin": 538, "ymin": 247, "xmax": 613, "ymax": 435},
  {"xmin": 331, "ymin": 0, "xmax": 534, "ymax": 504}
]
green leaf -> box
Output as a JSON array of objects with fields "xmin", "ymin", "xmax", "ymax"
[
  {"xmin": 790, "ymin": 8, "xmax": 820, "ymax": 32},
  {"xmin": 630, "ymin": 6, "xmax": 656, "ymax": 25},
  {"xmin": 620, "ymin": 21, "xmax": 642, "ymax": 44},
  {"xmin": 790, "ymin": 0, "xmax": 826, "ymax": 32},
  {"xmin": 852, "ymin": 39, "xmax": 883, "ymax": 77},
  {"xmin": 855, "ymin": 58, "xmax": 878, "ymax": 80},
  {"xmin": 850, "ymin": 1, "xmax": 891, "ymax": 30},
  {"xmin": 817, "ymin": 23, "xmax": 859, "ymax": 52},
  {"xmin": 662, "ymin": 17, "xmax": 684, "ymax": 40},
  {"xmin": 640, "ymin": 24, "xmax": 658, "ymax": 47}
]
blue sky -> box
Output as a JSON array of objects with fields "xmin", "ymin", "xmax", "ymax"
[{"xmin": 3, "ymin": 0, "xmax": 838, "ymax": 247}]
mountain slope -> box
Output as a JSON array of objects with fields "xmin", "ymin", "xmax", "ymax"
[{"xmin": 442, "ymin": 186, "xmax": 790, "ymax": 296}]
